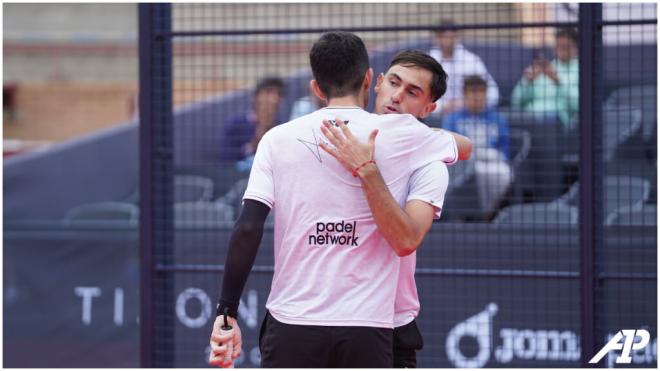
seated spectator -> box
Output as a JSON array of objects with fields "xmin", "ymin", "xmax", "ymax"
[
  {"xmin": 511, "ymin": 28, "xmax": 579, "ymax": 127},
  {"xmin": 4, "ymin": 83, "xmax": 18, "ymax": 121},
  {"xmin": 429, "ymin": 19, "xmax": 499, "ymax": 116},
  {"xmin": 219, "ymin": 77, "xmax": 284, "ymax": 163},
  {"xmin": 289, "ymin": 88, "xmax": 326, "ymax": 120},
  {"xmin": 443, "ymin": 75, "xmax": 512, "ymax": 215}
]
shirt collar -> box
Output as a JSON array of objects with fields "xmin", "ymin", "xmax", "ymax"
[{"xmin": 321, "ymin": 106, "xmax": 363, "ymax": 110}]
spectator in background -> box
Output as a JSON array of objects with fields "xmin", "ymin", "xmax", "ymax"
[
  {"xmin": 289, "ymin": 87, "xmax": 326, "ymax": 120},
  {"xmin": 3, "ymin": 83, "xmax": 19, "ymax": 121},
  {"xmin": 443, "ymin": 75, "xmax": 512, "ymax": 215},
  {"xmin": 429, "ymin": 19, "xmax": 499, "ymax": 116},
  {"xmin": 219, "ymin": 77, "xmax": 285, "ymax": 163},
  {"xmin": 511, "ymin": 28, "xmax": 579, "ymax": 127}
]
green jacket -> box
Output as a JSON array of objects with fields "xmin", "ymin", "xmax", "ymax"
[{"xmin": 511, "ymin": 58, "xmax": 579, "ymax": 126}]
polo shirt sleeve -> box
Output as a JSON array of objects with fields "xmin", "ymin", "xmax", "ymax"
[
  {"xmin": 409, "ymin": 121, "xmax": 459, "ymax": 169},
  {"xmin": 242, "ymin": 131, "xmax": 275, "ymax": 208},
  {"xmin": 406, "ymin": 161, "xmax": 449, "ymax": 219}
]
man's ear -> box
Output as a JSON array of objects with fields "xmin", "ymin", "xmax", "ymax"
[
  {"xmin": 310, "ymin": 80, "xmax": 326, "ymax": 101},
  {"xmin": 374, "ymin": 73, "xmax": 385, "ymax": 94},
  {"xmin": 418, "ymin": 101, "xmax": 438, "ymax": 119},
  {"xmin": 362, "ymin": 68, "xmax": 374, "ymax": 91}
]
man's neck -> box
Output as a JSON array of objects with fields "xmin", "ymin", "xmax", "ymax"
[
  {"xmin": 326, "ymin": 95, "xmax": 364, "ymax": 108},
  {"xmin": 254, "ymin": 110, "xmax": 275, "ymax": 126},
  {"xmin": 467, "ymin": 108, "xmax": 485, "ymax": 116}
]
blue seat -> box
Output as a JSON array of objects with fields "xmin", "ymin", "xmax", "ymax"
[
  {"xmin": 174, "ymin": 175, "xmax": 215, "ymax": 203},
  {"xmin": 174, "ymin": 201, "xmax": 235, "ymax": 227},
  {"xmin": 493, "ymin": 202, "xmax": 578, "ymax": 224},
  {"xmin": 555, "ymin": 176, "xmax": 650, "ymax": 223},
  {"xmin": 65, "ymin": 202, "xmax": 139, "ymax": 224},
  {"xmin": 606, "ymin": 204, "xmax": 656, "ymax": 226}
]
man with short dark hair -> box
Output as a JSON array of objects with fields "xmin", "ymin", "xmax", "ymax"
[
  {"xmin": 445, "ymin": 75, "xmax": 510, "ymax": 162},
  {"xmin": 218, "ymin": 76, "xmax": 285, "ymax": 162},
  {"xmin": 208, "ymin": 32, "xmax": 459, "ymax": 368},
  {"xmin": 374, "ymin": 50, "xmax": 472, "ymax": 160},
  {"xmin": 444, "ymin": 75, "xmax": 512, "ymax": 216},
  {"xmin": 320, "ymin": 49, "xmax": 471, "ymax": 367},
  {"xmin": 511, "ymin": 27, "xmax": 579, "ymax": 126},
  {"xmin": 373, "ymin": 50, "xmax": 456, "ymax": 368},
  {"xmin": 429, "ymin": 19, "xmax": 499, "ymax": 114}
]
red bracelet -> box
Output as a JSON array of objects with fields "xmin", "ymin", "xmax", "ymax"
[{"xmin": 352, "ymin": 160, "xmax": 376, "ymax": 177}]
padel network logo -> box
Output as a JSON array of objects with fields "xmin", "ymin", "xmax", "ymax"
[{"xmin": 308, "ymin": 220, "xmax": 359, "ymax": 247}]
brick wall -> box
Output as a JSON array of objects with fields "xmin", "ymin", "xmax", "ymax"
[{"xmin": 3, "ymin": 80, "xmax": 245, "ymax": 142}]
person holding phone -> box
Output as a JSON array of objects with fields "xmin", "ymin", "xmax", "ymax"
[{"xmin": 511, "ymin": 28, "xmax": 579, "ymax": 127}]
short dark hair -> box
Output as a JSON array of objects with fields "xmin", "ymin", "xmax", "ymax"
[
  {"xmin": 556, "ymin": 27, "xmax": 578, "ymax": 45},
  {"xmin": 255, "ymin": 77, "xmax": 285, "ymax": 96},
  {"xmin": 389, "ymin": 50, "xmax": 448, "ymax": 102},
  {"xmin": 309, "ymin": 31, "xmax": 370, "ymax": 99},
  {"xmin": 463, "ymin": 75, "xmax": 487, "ymax": 92},
  {"xmin": 434, "ymin": 18, "xmax": 457, "ymax": 34}
]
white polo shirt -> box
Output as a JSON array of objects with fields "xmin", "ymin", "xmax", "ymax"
[
  {"xmin": 243, "ymin": 106, "xmax": 456, "ymax": 328},
  {"xmin": 429, "ymin": 44, "xmax": 500, "ymax": 110},
  {"xmin": 394, "ymin": 161, "xmax": 448, "ymax": 328}
]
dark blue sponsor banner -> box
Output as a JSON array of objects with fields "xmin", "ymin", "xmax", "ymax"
[{"xmin": 3, "ymin": 225, "xmax": 656, "ymax": 368}]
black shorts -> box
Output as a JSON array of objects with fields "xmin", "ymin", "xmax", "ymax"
[
  {"xmin": 259, "ymin": 311, "xmax": 393, "ymax": 368},
  {"xmin": 393, "ymin": 319, "xmax": 424, "ymax": 368}
]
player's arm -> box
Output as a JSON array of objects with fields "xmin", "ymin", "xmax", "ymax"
[
  {"xmin": 432, "ymin": 128, "xmax": 472, "ymax": 160},
  {"xmin": 319, "ymin": 119, "xmax": 432, "ymax": 257},
  {"xmin": 359, "ymin": 168, "xmax": 436, "ymax": 256},
  {"xmin": 209, "ymin": 200, "xmax": 270, "ymax": 368}
]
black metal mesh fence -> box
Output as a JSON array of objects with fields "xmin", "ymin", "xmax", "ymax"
[{"xmin": 140, "ymin": 3, "xmax": 657, "ymax": 368}]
